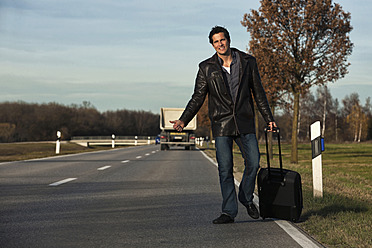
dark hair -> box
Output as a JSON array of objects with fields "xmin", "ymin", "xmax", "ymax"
[{"xmin": 208, "ymin": 26, "xmax": 230, "ymax": 44}]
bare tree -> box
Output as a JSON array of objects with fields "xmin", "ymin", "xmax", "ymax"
[{"xmin": 242, "ymin": 0, "xmax": 353, "ymax": 163}]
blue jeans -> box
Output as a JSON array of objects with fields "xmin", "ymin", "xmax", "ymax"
[{"xmin": 215, "ymin": 134, "xmax": 260, "ymax": 218}]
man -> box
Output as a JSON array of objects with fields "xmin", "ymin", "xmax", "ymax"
[{"xmin": 171, "ymin": 26, "xmax": 277, "ymax": 224}]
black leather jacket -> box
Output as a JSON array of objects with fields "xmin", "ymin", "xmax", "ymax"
[{"xmin": 180, "ymin": 48, "xmax": 274, "ymax": 137}]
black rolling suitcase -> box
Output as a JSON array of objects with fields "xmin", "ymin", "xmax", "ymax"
[{"xmin": 257, "ymin": 127, "xmax": 303, "ymax": 222}]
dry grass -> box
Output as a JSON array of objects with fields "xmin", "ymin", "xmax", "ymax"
[
  {"xmin": 199, "ymin": 142, "xmax": 372, "ymax": 248},
  {"xmin": 0, "ymin": 142, "xmax": 111, "ymax": 162}
]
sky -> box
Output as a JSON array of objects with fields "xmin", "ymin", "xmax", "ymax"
[{"xmin": 1, "ymin": 0, "xmax": 371, "ymax": 114}]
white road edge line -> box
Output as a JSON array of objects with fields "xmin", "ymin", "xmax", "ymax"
[
  {"xmin": 49, "ymin": 178, "xmax": 77, "ymax": 187},
  {"xmin": 275, "ymin": 220, "xmax": 322, "ymax": 248},
  {"xmin": 97, "ymin": 165, "xmax": 111, "ymax": 171},
  {"xmin": 199, "ymin": 149, "xmax": 322, "ymax": 248}
]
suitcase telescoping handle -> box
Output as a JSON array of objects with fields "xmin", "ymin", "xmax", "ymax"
[{"xmin": 264, "ymin": 127, "xmax": 283, "ymax": 176}]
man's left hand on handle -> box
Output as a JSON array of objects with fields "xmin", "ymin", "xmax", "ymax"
[{"xmin": 268, "ymin": 122, "xmax": 277, "ymax": 132}]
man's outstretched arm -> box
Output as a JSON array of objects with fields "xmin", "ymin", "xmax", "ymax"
[{"xmin": 170, "ymin": 120, "xmax": 185, "ymax": 132}]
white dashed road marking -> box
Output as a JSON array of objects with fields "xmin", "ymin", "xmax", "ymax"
[
  {"xmin": 49, "ymin": 178, "xmax": 77, "ymax": 187},
  {"xmin": 121, "ymin": 160, "xmax": 130, "ymax": 163},
  {"xmin": 136, "ymin": 156, "xmax": 142, "ymax": 159},
  {"xmin": 97, "ymin": 165, "xmax": 111, "ymax": 171}
]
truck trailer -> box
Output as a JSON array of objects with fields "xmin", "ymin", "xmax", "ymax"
[{"xmin": 159, "ymin": 108, "xmax": 197, "ymax": 150}]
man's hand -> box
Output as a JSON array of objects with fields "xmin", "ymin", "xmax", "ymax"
[
  {"xmin": 170, "ymin": 120, "xmax": 185, "ymax": 132},
  {"xmin": 267, "ymin": 121, "xmax": 277, "ymax": 132}
]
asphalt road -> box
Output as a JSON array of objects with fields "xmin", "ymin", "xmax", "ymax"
[{"xmin": 0, "ymin": 145, "xmax": 319, "ymax": 248}]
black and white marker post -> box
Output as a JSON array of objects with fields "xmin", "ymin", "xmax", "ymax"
[
  {"xmin": 112, "ymin": 134, "xmax": 116, "ymax": 148},
  {"xmin": 56, "ymin": 131, "xmax": 61, "ymax": 154},
  {"xmin": 310, "ymin": 121, "xmax": 325, "ymax": 198}
]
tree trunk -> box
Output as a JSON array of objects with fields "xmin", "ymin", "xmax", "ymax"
[
  {"xmin": 291, "ymin": 91, "xmax": 300, "ymax": 164},
  {"xmin": 335, "ymin": 116, "xmax": 338, "ymax": 142},
  {"xmin": 268, "ymin": 104, "xmax": 275, "ymax": 165},
  {"xmin": 335, "ymin": 100, "xmax": 339, "ymax": 142},
  {"xmin": 354, "ymin": 129, "xmax": 358, "ymax": 142},
  {"xmin": 358, "ymin": 122, "xmax": 362, "ymax": 142},
  {"xmin": 322, "ymin": 86, "xmax": 327, "ymax": 137},
  {"xmin": 297, "ymin": 101, "xmax": 301, "ymax": 138},
  {"xmin": 354, "ymin": 109, "xmax": 359, "ymax": 142},
  {"xmin": 209, "ymin": 127, "xmax": 213, "ymax": 145}
]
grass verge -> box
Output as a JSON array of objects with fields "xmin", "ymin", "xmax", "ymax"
[
  {"xmin": 0, "ymin": 142, "xmax": 112, "ymax": 162},
  {"xmin": 200, "ymin": 142, "xmax": 372, "ymax": 248}
]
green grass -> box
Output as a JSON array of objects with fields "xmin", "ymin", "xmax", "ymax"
[
  {"xmin": 200, "ymin": 142, "xmax": 372, "ymax": 248},
  {"xmin": 0, "ymin": 142, "xmax": 112, "ymax": 162}
]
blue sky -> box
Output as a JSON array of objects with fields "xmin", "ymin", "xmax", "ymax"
[{"xmin": 1, "ymin": 0, "xmax": 371, "ymax": 114}]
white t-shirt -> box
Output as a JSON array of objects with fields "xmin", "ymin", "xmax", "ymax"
[{"xmin": 222, "ymin": 66, "xmax": 230, "ymax": 74}]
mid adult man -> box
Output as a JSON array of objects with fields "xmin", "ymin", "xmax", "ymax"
[{"xmin": 171, "ymin": 26, "xmax": 277, "ymax": 224}]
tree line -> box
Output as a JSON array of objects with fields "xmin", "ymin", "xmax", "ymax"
[
  {"xmin": 195, "ymin": 90, "xmax": 372, "ymax": 143},
  {"xmin": 0, "ymin": 91, "xmax": 370, "ymax": 144},
  {"xmin": 0, "ymin": 101, "xmax": 160, "ymax": 142},
  {"xmin": 275, "ymin": 90, "xmax": 371, "ymax": 143}
]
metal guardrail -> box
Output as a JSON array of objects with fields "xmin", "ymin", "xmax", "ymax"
[
  {"xmin": 71, "ymin": 136, "xmax": 157, "ymax": 140},
  {"xmin": 70, "ymin": 136, "xmax": 158, "ymax": 147}
]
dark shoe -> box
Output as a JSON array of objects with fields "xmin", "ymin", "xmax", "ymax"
[
  {"xmin": 213, "ymin": 214, "xmax": 234, "ymax": 224},
  {"xmin": 246, "ymin": 203, "xmax": 259, "ymax": 219}
]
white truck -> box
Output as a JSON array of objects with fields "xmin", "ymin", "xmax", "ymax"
[{"xmin": 159, "ymin": 107, "xmax": 197, "ymax": 150}]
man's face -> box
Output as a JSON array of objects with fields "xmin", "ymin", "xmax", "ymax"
[{"xmin": 211, "ymin": 32, "xmax": 230, "ymax": 56}]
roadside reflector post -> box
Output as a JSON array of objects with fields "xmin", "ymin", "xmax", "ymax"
[
  {"xmin": 310, "ymin": 121, "xmax": 324, "ymax": 198},
  {"xmin": 112, "ymin": 134, "xmax": 116, "ymax": 148},
  {"xmin": 135, "ymin": 136, "xmax": 138, "ymax": 146},
  {"xmin": 56, "ymin": 131, "xmax": 61, "ymax": 154},
  {"xmin": 148, "ymin": 136, "xmax": 151, "ymax": 145}
]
